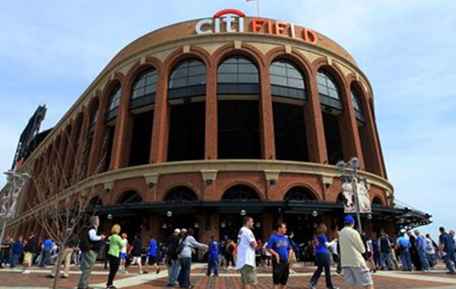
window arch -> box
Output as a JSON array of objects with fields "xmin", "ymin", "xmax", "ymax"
[
  {"xmin": 284, "ymin": 187, "xmax": 317, "ymax": 201},
  {"xmin": 217, "ymin": 56, "xmax": 259, "ymax": 95},
  {"xmin": 270, "ymin": 59, "xmax": 306, "ymax": 100},
  {"xmin": 130, "ymin": 68, "xmax": 158, "ymax": 109},
  {"xmin": 168, "ymin": 59, "xmax": 206, "ymax": 100},
  {"xmin": 372, "ymin": 197, "xmax": 383, "ymax": 207},
  {"xmin": 106, "ymin": 84, "xmax": 122, "ymax": 122},
  {"xmin": 164, "ymin": 186, "xmax": 198, "ymax": 203},
  {"xmin": 317, "ymin": 70, "xmax": 342, "ymax": 111},
  {"xmin": 351, "ymin": 85, "xmax": 365, "ymax": 122},
  {"xmin": 222, "ymin": 185, "xmax": 260, "ymax": 201}
]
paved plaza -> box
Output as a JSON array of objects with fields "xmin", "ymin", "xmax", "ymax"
[{"xmin": 1, "ymin": 263, "xmax": 456, "ymax": 289}]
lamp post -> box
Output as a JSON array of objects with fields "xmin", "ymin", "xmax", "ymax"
[
  {"xmin": 0, "ymin": 170, "xmax": 30, "ymax": 246},
  {"xmin": 336, "ymin": 157, "xmax": 363, "ymax": 233}
]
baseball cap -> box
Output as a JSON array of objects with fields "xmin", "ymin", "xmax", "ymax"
[{"xmin": 344, "ymin": 215, "xmax": 355, "ymax": 225}]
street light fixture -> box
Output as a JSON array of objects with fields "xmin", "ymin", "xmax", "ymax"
[{"xmin": 336, "ymin": 157, "xmax": 363, "ymax": 233}]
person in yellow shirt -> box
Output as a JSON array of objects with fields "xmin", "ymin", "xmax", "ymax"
[{"xmin": 339, "ymin": 215, "xmax": 374, "ymax": 289}]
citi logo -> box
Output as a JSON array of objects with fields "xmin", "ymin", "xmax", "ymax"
[{"xmin": 195, "ymin": 9, "xmax": 245, "ymax": 34}]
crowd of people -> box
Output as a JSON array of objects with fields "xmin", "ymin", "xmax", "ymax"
[{"xmin": 1, "ymin": 215, "xmax": 456, "ymax": 289}]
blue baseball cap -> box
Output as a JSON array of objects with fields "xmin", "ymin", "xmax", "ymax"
[{"xmin": 344, "ymin": 215, "xmax": 355, "ymax": 225}]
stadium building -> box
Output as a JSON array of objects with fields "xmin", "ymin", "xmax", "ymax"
[{"xmin": 6, "ymin": 9, "xmax": 430, "ymax": 245}]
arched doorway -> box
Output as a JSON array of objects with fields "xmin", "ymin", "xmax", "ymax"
[
  {"xmin": 161, "ymin": 186, "xmax": 200, "ymax": 240},
  {"xmin": 111, "ymin": 191, "xmax": 144, "ymax": 239},
  {"xmin": 219, "ymin": 185, "xmax": 262, "ymax": 241},
  {"xmin": 283, "ymin": 186, "xmax": 319, "ymax": 260}
]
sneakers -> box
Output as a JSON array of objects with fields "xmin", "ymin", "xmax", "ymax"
[
  {"xmin": 308, "ymin": 283, "xmax": 316, "ymax": 289},
  {"xmin": 22, "ymin": 270, "xmax": 31, "ymax": 274}
]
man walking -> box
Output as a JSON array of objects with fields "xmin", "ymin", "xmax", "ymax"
[
  {"xmin": 396, "ymin": 231, "xmax": 413, "ymax": 271},
  {"xmin": 23, "ymin": 234, "xmax": 38, "ymax": 274},
  {"xmin": 166, "ymin": 229, "xmax": 181, "ymax": 287},
  {"xmin": 415, "ymin": 230, "xmax": 430, "ymax": 271},
  {"xmin": 9, "ymin": 236, "xmax": 23, "ymax": 268},
  {"xmin": 439, "ymin": 227, "xmax": 456, "ymax": 274},
  {"xmin": 77, "ymin": 216, "xmax": 105, "ymax": 289},
  {"xmin": 147, "ymin": 236, "xmax": 160, "ymax": 274},
  {"xmin": 236, "ymin": 216, "xmax": 258, "ymax": 289},
  {"xmin": 339, "ymin": 215, "xmax": 374, "ymax": 289},
  {"xmin": 207, "ymin": 236, "xmax": 220, "ymax": 277},
  {"xmin": 39, "ymin": 237, "xmax": 54, "ymax": 267},
  {"xmin": 378, "ymin": 232, "xmax": 393, "ymax": 270},
  {"xmin": 267, "ymin": 223, "xmax": 294, "ymax": 289},
  {"xmin": 50, "ymin": 236, "xmax": 78, "ymax": 278}
]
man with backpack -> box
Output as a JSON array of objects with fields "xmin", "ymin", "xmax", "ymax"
[{"xmin": 77, "ymin": 216, "xmax": 105, "ymax": 289}]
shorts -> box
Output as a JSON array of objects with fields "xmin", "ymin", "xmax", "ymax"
[
  {"xmin": 23, "ymin": 252, "xmax": 33, "ymax": 264},
  {"xmin": 131, "ymin": 256, "xmax": 142, "ymax": 265},
  {"xmin": 148, "ymin": 256, "xmax": 158, "ymax": 265},
  {"xmin": 120, "ymin": 252, "xmax": 128, "ymax": 261},
  {"xmin": 240, "ymin": 265, "xmax": 257, "ymax": 285},
  {"xmin": 272, "ymin": 261, "xmax": 289, "ymax": 285},
  {"xmin": 342, "ymin": 267, "xmax": 373, "ymax": 287}
]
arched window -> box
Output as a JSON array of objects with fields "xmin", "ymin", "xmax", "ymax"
[
  {"xmin": 217, "ymin": 56, "xmax": 259, "ymax": 95},
  {"xmin": 317, "ymin": 70, "xmax": 342, "ymax": 111},
  {"xmin": 106, "ymin": 85, "xmax": 122, "ymax": 122},
  {"xmin": 372, "ymin": 197, "xmax": 383, "ymax": 207},
  {"xmin": 164, "ymin": 186, "xmax": 198, "ymax": 203},
  {"xmin": 222, "ymin": 185, "xmax": 260, "ymax": 201},
  {"xmin": 117, "ymin": 191, "xmax": 143, "ymax": 204},
  {"xmin": 168, "ymin": 59, "xmax": 206, "ymax": 100},
  {"xmin": 351, "ymin": 86, "xmax": 365, "ymax": 122},
  {"xmin": 270, "ymin": 60, "xmax": 306, "ymax": 100},
  {"xmin": 130, "ymin": 68, "xmax": 158, "ymax": 109},
  {"xmin": 284, "ymin": 187, "xmax": 317, "ymax": 201}
]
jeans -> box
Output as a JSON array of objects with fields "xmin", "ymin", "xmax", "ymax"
[
  {"xmin": 380, "ymin": 252, "xmax": 394, "ymax": 270},
  {"xmin": 39, "ymin": 249, "xmax": 51, "ymax": 267},
  {"xmin": 9, "ymin": 253, "xmax": 20, "ymax": 268},
  {"xmin": 178, "ymin": 257, "xmax": 192, "ymax": 288},
  {"xmin": 400, "ymin": 249, "xmax": 412, "ymax": 271},
  {"xmin": 77, "ymin": 250, "xmax": 98, "ymax": 289},
  {"xmin": 207, "ymin": 258, "xmax": 219, "ymax": 276},
  {"xmin": 417, "ymin": 249, "xmax": 430, "ymax": 271},
  {"xmin": 107, "ymin": 254, "xmax": 120, "ymax": 287},
  {"xmin": 168, "ymin": 259, "xmax": 181, "ymax": 285},
  {"xmin": 310, "ymin": 253, "xmax": 335, "ymax": 289},
  {"xmin": 443, "ymin": 250, "xmax": 456, "ymax": 273}
]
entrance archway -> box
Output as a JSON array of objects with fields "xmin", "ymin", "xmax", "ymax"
[
  {"xmin": 112, "ymin": 191, "xmax": 144, "ymax": 238},
  {"xmin": 161, "ymin": 186, "xmax": 200, "ymax": 240},
  {"xmin": 219, "ymin": 185, "xmax": 262, "ymax": 242},
  {"xmin": 283, "ymin": 186, "xmax": 319, "ymax": 260}
]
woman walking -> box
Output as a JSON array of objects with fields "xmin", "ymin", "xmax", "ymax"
[
  {"xmin": 106, "ymin": 224, "xmax": 124, "ymax": 289},
  {"xmin": 309, "ymin": 224, "xmax": 339, "ymax": 289}
]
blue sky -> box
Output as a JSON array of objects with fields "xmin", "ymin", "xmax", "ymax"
[{"xmin": 1, "ymin": 0, "xmax": 455, "ymax": 235}]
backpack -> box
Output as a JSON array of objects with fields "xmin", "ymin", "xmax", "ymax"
[
  {"xmin": 79, "ymin": 226, "xmax": 91, "ymax": 252},
  {"xmin": 176, "ymin": 236, "xmax": 188, "ymax": 255}
]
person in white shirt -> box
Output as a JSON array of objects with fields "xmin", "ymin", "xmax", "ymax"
[
  {"xmin": 236, "ymin": 216, "xmax": 258, "ymax": 289},
  {"xmin": 339, "ymin": 215, "xmax": 374, "ymax": 289}
]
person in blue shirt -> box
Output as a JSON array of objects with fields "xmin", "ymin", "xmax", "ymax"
[
  {"xmin": 309, "ymin": 224, "xmax": 338, "ymax": 289},
  {"xmin": 266, "ymin": 223, "xmax": 293, "ymax": 289},
  {"xmin": 414, "ymin": 230, "xmax": 430, "ymax": 271},
  {"xmin": 396, "ymin": 230, "xmax": 412, "ymax": 271},
  {"xmin": 147, "ymin": 237, "xmax": 160, "ymax": 274},
  {"xmin": 439, "ymin": 227, "xmax": 456, "ymax": 274},
  {"xmin": 9, "ymin": 236, "xmax": 24, "ymax": 268},
  {"xmin": 207, "ymin": 236, "xmax": 220, "ymax": 277},
  {"xmin": 39, "ymin": 238, "xmax": 54, "ymax": 267}
]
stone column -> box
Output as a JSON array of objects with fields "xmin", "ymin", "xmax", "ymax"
[
  {"xmin": 205, "ymin": 63, "xmax": 218, "ymax": 160},
  {"xmin": 150, "ymin": 67, "xmax": 169, "ymax": 163},
  {"xmin": 111, "ymin": 83, "xmax": 131, "ymax": 169},
  {"xmin": 259, "ymin": 63, "xmax": 275, "ymax": 159},
  {"xmin": 88, "ymin": 94, "xmax": 108, "ymax": 175}
]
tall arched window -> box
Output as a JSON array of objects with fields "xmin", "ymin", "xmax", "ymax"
[
  {"xmin": 222, "ymin": 185, "xmax": 260, "ymax": 201},
  {"xmin": 167, "ymin": 59, "xmax": 206, "ymax": 161},
  {"xmin": 168, "ymin": 59, "xmax": 206, "ymax": 101},
  {"xmin": 270, "ymin": 60, "xmax": 306, "ymax": 100},
  {"xmin": 351, "ymin": 87, "xmax": 364, "ymax": 123},
  {"xmin": 318, "ymin": 70, "xmax": 344, "ymax": 164},
  {"xmin": 317, "ymin": 71, "xmax": 342, "ymax": 111},
  {"xmin": 164, "ymin": 186, "xmax": 198, "ymax": 203},
  {"xmin": 284, "ymin": 187, "xmax": 317, "ymax": 201},
  {"xmin": 218, "ymin": 56, "xmax": 259, "ymax": 95},
  {"xmin": 106, "ymin": 85, "xmax": 122, "ymax": 122},
  {"xmin": 270, "ymin": 59, "xmax": 309, "ymax": 161},
  {"xmin": 130, "ymin": 68, "xmax": 158, "ymax": 109}
]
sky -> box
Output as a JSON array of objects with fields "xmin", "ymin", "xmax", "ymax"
[{"xmin": 0, "ymin": 0, "xmax": 455, "ymax": 235}]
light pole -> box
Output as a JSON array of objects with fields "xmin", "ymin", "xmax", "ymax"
[
  {"xmin": 0, "ymin": 170, "xmax": 30, "ymax": 246},
  {"xmin": 336, "ymin": 157, "xmax": 363, "ymax": 233}
]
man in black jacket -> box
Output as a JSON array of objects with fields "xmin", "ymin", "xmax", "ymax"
[
  {"xmin": 166, "ymin": 228, "xmax": 181, "ymax": 287},
  {"xmin": 23, "ymin": 234, "xmax": 39, "ymax": 273}
]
